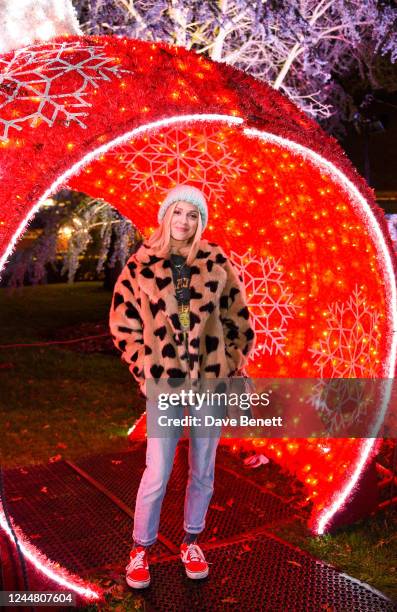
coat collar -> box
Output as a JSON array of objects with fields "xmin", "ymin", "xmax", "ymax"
[
  {"xmin": 134, "ymin": 238, "xmax": 216, "ymax": 263},
  {"xmin": 133, "ymin": 238, "xmax": 227, "ymax": 342}
]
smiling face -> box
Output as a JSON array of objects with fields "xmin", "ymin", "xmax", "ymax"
[{"xmin": 170, "ymin": 200, "xmax": 199, "ymax": 242}]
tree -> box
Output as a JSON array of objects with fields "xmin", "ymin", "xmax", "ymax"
[
  {"xmin": 75, "ymin": 0, "xmax": 397, "ymax": 132},
  {"xmin": 2, "ymin": 191, "xmax": 138, "ymax": 287}
]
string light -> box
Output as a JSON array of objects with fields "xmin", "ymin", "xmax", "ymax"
[{"xmin": 0, "ymin": 38, "xmax": 394, "ymax": 569}]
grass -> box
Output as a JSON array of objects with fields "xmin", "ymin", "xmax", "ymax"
[
  {"xmin": 274, "ymin": 514, "xmax": 397, "ymax": 600},
  {"xmin": 0, "ymin": 282, "xmax": 145, "ymax": 467},
  {"xmin": 0, "ymin": 282, "xmax": 111, "ymax": 342},
  {"xmin": 0, "ymin": 282, "xmax": 396, "ymax": 605}
]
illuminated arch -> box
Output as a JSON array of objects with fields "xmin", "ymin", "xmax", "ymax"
[{"xmin": 0, "ymin": 35, "xmax": 396, "ymax": 599}]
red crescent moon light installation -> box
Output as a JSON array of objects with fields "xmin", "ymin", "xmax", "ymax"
[{"xmin": 0, "ymin": 36, "xmax": 396, "ymax": 600}]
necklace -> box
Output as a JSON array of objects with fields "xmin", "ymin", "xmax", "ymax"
[
  {"xmin": 171, "ymin": 255, "xmax": 190, "ymax": 302},
  {"xmin": 171, "ymin": 254, "xmax": 187, "ymax": 270}
]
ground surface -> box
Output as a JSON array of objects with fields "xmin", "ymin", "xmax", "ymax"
[{"xmin": 0, "ymin": 282, "xmax": 396, "ymax": 605}]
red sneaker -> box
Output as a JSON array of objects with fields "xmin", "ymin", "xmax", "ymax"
[
  {"xmin": 125, "ymin": 546, "xmax": 150, "ymax": 589},
  {"xmin": 180, "ymin": 543, "xmax": 209, "ymax": 579}
]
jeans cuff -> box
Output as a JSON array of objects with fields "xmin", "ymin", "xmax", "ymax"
[
  {"xmin": 133, "ymin": 534, "xmax": 157, "ymax": 546},
  {"xmin": 183, "ymin": 523, "xmax": 204, "ymax": 534}
]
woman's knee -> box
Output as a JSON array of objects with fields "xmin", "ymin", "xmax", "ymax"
[
  {"xmin": 143, "ymin": 457, "xmax": 173, "ymax": 484},
  {"xmin": 137, "ymin": 466, "xmax": 172, "ymax": 500},
  {"xmin": 189, "ymin": 466, "xmax": 216, "ymax": 490}
]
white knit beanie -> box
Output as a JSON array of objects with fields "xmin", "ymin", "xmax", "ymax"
[{"xmin": 158, "ymin": 184, "xmax": 208, "ymax": 229}]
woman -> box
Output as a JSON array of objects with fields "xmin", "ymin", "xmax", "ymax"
[{"xmin": 109, "ymin": 184, "xmax": 255, "ymax": 588}]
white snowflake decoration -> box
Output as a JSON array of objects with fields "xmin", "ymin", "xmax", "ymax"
[
  {"xmin": 308, "ymin": 286, "xmax": 381, "ymax": 434},
  {"xmin": 308, "ymin": 377, "xmax": 374, "ymax": 435},
  {"xmin": 229, "ymin": 250, "xmax": 298, "ymax": 359},
  {"xmin": 309, "ymin": 286, "xmax": 381, "ymax": 378},
  {"xmin": 109, "ymin": 127, "xmax": 246, "ymax": 202},
  {"xmin": 0, "ymin": 41, "xmax": 122, "ymax": 140}
]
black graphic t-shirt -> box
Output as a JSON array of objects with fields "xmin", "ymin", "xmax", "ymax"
[{"xmin": 170, "ymin": 253, "xmax": 191, "ymax": 332}]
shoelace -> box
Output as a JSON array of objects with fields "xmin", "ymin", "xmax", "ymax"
[
  {"xmin": 128, "ymin": 550, "xmax": 147, "ymax": 571},
  {"xmin": 184, "ymin": 544, "xmax": 205, "ymax": 563}
]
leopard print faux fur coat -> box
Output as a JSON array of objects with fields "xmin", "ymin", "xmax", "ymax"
[{"xmin": 109, "ymin": 238, "xmax": 256, "ymax": 398}]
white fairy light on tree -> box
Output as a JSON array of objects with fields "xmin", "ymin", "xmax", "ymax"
[
  {"xmin": 4, "ymin": 193, "xmax": 137, "ymax": 287},
  {"xmin": 76, "ymin": 0, "xmax": 397, "ymax": 131}
]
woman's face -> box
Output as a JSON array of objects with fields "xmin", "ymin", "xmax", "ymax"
[{"xmin": 170, "ymin": 201, "xmax": 199, "ymax": 241}]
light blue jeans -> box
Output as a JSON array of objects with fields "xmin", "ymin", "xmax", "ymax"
[{"xmin": 133, "ymin": 403, "xmax": 222, "ymax": 546}]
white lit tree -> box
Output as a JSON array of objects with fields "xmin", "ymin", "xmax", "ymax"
[
  {"xmin": 3, "ymin": 192, "xmax": 138, "ymax": 287},
  {"xmin": 76, "ymin": 0, "xmax": 397, "ymax": 131}
]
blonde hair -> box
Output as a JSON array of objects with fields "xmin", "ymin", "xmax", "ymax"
[{"xmin": 145, "ymin": 201, "xmax": 203, "ymax": 265}]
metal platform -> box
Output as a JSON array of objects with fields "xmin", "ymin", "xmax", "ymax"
[
  {"xmin": 73, "ymin": 441, "xmax": 299, "ymax": 548},
  {"xmin": 1, "ymin": 441, "xmax": 395, "ymax": 610},
  {"xmin": 142, "ymin": 535, "xmax": 395, "ymax": 612}
]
